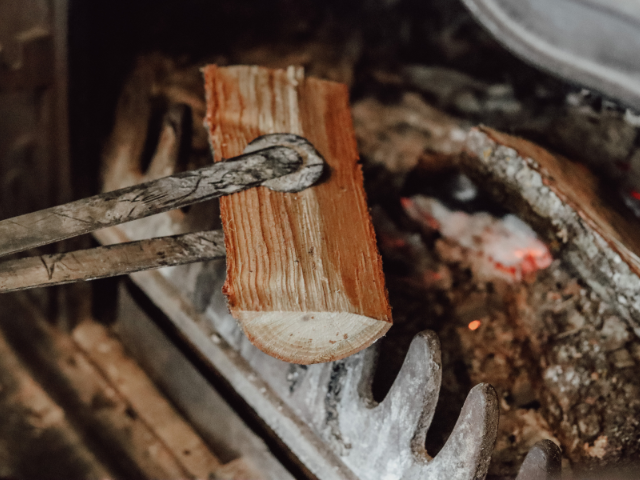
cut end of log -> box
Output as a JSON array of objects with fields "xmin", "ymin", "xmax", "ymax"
[{"xmin": 237, "ymin": 311, "xmax": 392, "ymax": 365}]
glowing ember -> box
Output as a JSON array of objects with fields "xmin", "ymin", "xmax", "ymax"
[
  {"xmin": 468, "ymin": 320, "xmax": 482, "ymax": 331},
  {"xmin": 631, "ymin": 190, "xmax": 640, "ymax": 201},
  {"xmin": 401, "ymin": 197, "xmax": 440, "ymax": 230},
  {"xmin": 402, "ymin": 195, "xmax": 553, "ymax": 281}
]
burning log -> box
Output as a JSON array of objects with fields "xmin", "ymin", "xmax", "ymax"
[
  {"xmin": 202, "ymin": 65, "xmax": 392, "ymax": 364},
  {"xmin": 463, "ymin": 126, "xmax": 640, "ymax": 338}
]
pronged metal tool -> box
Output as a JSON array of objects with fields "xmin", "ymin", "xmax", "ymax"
[{"xmin": 0, "ymin": 134, "xmax": 324, "ymax": 293}]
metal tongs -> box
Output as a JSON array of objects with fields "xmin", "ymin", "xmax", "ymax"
[{"xmin": 0, "ymin": 134, "xmax": 324, "ymax": 293}]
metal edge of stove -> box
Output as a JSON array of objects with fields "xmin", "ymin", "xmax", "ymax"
[{"xmin": 460, "ymin": 0, "xmax": 640, "ymax": 111}]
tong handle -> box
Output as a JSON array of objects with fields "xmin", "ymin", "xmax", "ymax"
[{"xmin": 0, "ymin": 230, "xmax": 225, "ymax": 294}]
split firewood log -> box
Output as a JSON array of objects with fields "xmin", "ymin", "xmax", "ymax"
[{"xmin": 203, "ymin": 65, "xmax": 392, "ymax": 364}]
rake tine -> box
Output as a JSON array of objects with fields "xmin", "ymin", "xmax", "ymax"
[{"xmin": 515, "ymin": 440, "xmax": 562, "ymax": 480}]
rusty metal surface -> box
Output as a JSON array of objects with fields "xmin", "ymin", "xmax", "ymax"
[
  {"xmin": 0, "ymin": 290, "xmax": 290, "ymax": 479},
  {"xmin": 0, "ymin": 300, "xmax": 112, "ymax": 479},
  {"xmin": 0, "ymin": 0, "xmax": 53, "ymax": 90},
  {"xmin": 0, "ymin": 0, "xmax": 72, "ymax": 321},
  {"xmin": 0, "ymin": 0, "xmax": 69, "ymax": 214},
  {"xmin": 0, "ymin": 292, "xmax": 223, "ymax": 479},
  {"xmin": 115, "ymin": 282, "xmax": 297, "ymax": 480}
]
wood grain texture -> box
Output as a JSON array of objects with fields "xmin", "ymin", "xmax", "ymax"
[{"xmin": 203, "ymin": 65, "xmax": 391, "ymax": 364}]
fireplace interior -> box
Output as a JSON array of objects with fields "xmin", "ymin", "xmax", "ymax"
[{"xmin": 0, "ymin": 1, "xmax": 639, "ymax": 479}]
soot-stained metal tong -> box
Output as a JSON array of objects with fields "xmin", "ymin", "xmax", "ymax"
[{"xmin": 0, "ymin": 134, "xmax": 324, "ymax": 294}]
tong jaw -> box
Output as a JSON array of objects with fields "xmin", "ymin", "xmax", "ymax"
[{"xmin": 243, "ymin": 134, "xmax": 325, "ymax": 193}]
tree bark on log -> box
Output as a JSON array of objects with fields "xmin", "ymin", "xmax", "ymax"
[
  {"xmin": 203, "ymin": 65, "xmax": 392, "ymax": 364},
  {"xmin": 463, "ymin": 126, "xmax": 640, "ymax": 337}
]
